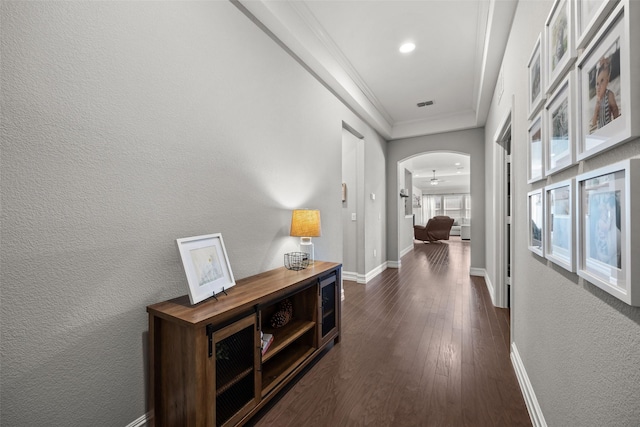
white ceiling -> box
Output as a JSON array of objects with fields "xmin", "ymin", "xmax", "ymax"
[
  {"xmin": 237, "ymin": 0, "xmax": 518, "ymax": 140},
  {"xmin": 401, "ymin": 152, "xmax": 470, "ymax": 193}
]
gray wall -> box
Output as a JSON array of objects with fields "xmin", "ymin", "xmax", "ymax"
[
  {"xmin": 0, "ymin": 2, "xmax": 386, "ymax": 425},
  {"xmin": 484, "ymin": 1, "xmax": 640, "ymax": 425},
  {"xmin": 387, "ymin": 128, "xmax": 486, "ymax": 270}
]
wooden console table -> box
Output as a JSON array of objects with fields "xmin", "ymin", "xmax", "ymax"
[{"xmin": 147, "ymin": 261, "xmax": 342, "ymax": 426}]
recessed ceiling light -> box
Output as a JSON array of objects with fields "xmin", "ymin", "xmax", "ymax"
[
  {"xmin": 455, "ymin": 162, "xmax": 461, "ymax": 166},
  {"xmin": 399, "ymin": 42, "xmax": 416, "ymax": 53}
]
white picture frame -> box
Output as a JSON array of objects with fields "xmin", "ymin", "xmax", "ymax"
[
  {"xmin": 544, "ymin": 70, "xmax": 576, "ymax": 176},
  {"xmin": 576, "ymin": 159, "xmax": 640, "ymax": 306},
  {"xmin": 545, "ymin": 179, "xmax": 575, "ymax": 272},
  {"xmin": 576, "ymin": 1, "xmax": 640, "ymax": 161},
  {"xmin": 528, "ymin": 113, "xmax": 545, "ymax": 183},
  {"xmin": 575, "ymin": 0, "xmax": 620, "ymax": 49},
  {"xmin": 528, "ymin": 33, "xmax": 546, "ymax": 118},
  {"xmin": 176, "ymin": 233, "xmax": 236, "ymax": 305},
  {"xmin": 545, "ymin": 0, "xmax": 577, "ymax": 93},
  {"xmin": 528, "ymin": 189, "xmax": 544, "ymax": 257}
]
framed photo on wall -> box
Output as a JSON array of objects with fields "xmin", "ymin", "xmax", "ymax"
[
  {"xmin": 544, "ymin": 70, "xmax": 575, "ymax": 175},
  {"xmin": 576, "ymin": 159, "xmax": 640, "ymax": 306},
  {"xmin": 576, "ymin": 1, "xmax": 640, "ymax": 161},
  {"xmin": 545, "ymin": 0, "xmax": 576, "ymax": 93},
  {"xmin": 176, "ymin": 233, "xmax": 236, "ymax": 305},
  {"xmin": 528, "ymin": 33, "xmax": 545, "ymax": 118},
  {"xmin": 575, "ymin": 0, "xmax": 619, "ymax": 49},
  {"xmin": 545, "ymin": 179, "xmax": 575, "ymax": 272},
  {"xmin": 528, "ymin": 113, "xmax": 545, "ymax": 183},
  {"xmin": 528, "ymin": 189, "xmax": 544, "ymax": 257}
]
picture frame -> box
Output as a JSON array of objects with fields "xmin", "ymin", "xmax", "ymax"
[
  {"xmin": 528, "ymin": 189, "xmax": 544, "ymax": 257},
  {"xmin": 545, "ymin": 179, "xmax": 575, "ymax": 272},
  {"xmin": 527, "ymin": 113, "xmax": 545, "ymax": 183},
  {"xmin": 575, "ymin": 0, "xmax": 619, "ymax": 49},
  {"xmin": 576, "ymin": 1, "xmax": 640, "ymax": 161},
  {"xmin": 576, "ymin": 159, "xmax": 640, "ymax": 306},
  {"xmin": 176, "ymin": 233, "xmax": 236, "ymax": 305},
  {"xmin": 544, "ymin": 70, "xmax": 575, "ymax": 176},
  {"xmin": 528, "ymin": 33, "xmax": 546, "ymax": 118},
  {"xmin": 545, "ymin": 0, "xmax": 577, "ymax": 93}
]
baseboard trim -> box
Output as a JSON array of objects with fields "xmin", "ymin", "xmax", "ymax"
[
  {"xmin": 469, "ymin": 267, "xmax": 485, "ymax": 277},
  {"xmin": 469, "ymin": 268, "xmax": 497, "ymax": 306},
  {"xmin": 387, "ymin": 260, "xmax": 401, "ymax": 268},
  {"xmin": 400, "ymin": 244, "xmax": 414, "ymax": 258},
  {"xmin": 363, "ymin": 262, "xmax": 387, "ymax": 283},
  {"xmin": 511, "ymin": 343, "xmax": 547, "ymax": 427},
  {"xmin": 342, "ymin": 271, "xmax": 358, "ymax": 282},
  {"xmin": 342, "ymin": 262, "xmax": 387, "ymax": 284},
  {"xmin": 125, "ymin": 412, "xmax": 150, "ymax": 427}
]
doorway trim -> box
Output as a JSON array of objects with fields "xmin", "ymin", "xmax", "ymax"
[{"xmin": 493, "ymin": 101, "xmax": 513, "ymax": 309}]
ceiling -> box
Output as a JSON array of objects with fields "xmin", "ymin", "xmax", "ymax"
[
  {"xmin": 401, "ymin": 152, "xmax": 470, "ymax": 193},
  {"xmin": 236, "ymin": 0, "xmax": 518, "ymax": 140}
]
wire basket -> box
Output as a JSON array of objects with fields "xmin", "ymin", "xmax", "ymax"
[{"xmin": 284, "ymin": 252, "xmax": 309, "ymax": 270}]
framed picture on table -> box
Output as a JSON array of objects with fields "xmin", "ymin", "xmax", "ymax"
[
  {"xmin": 576, "ymin": 159, "xmax": 640, "ymax": 306},
  {"xmin": 576, "ymin": 1, "xmax": 640, "ymax": 161},
  {"xmin": 177, "ymin": 233, "xmax": 236, "ymax": 305}
]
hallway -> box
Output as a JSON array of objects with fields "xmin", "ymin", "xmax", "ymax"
[{"xmin": 253, "ymin": 238, "xmax": 532, "ymax": 426}]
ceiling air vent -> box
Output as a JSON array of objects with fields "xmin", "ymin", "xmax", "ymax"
[{"xmin": 417, "ymin": 100, "xmax": 434, "ymax": 107}]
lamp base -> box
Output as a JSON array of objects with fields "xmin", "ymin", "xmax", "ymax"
[{"xmin": 299, "ymin": 238, "xmax": 314, "ymax": 265}]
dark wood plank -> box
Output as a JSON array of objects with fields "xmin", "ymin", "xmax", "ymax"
[{"xmin": 250, "ymin": 238, "xmax": 531, "ymax": 427}]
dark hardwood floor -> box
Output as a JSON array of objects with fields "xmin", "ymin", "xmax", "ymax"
[{"xmin": 252, "ymin": 238, "xmax": 532, "ymax": 426}]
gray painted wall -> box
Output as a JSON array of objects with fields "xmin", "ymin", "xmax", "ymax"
[
  {"xmin": 485, "ymin": 1, "xmax": 640, "ymax": 425},
  {"xmin": 386, "ymin": 128, "xmax": 486, "ymax": 270},
  {"xmin": 0, "ymin": 2, "xmax": 386, "ymax": 425}
]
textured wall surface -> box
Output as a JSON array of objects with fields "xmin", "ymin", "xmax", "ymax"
[
  {"xmin": 484, "ymin": 1, "xmax": 640, "ymax": 425},
  {"xmin": 0, "ymin": 2, "xmax": 386, "ymax": 425}
]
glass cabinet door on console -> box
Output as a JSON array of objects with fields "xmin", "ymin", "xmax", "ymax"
[
  {"xmin": 319, "ymin": 272, "xmax": 339, "ymax": 346},
  {"xmin": 209, "ymin": 314, "xmax": 260, "ymax": 427}
]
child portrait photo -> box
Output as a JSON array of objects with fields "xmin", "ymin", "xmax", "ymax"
[{"xmin": 587, "ymin": 40, "xmax": 621, "ymax": 134}]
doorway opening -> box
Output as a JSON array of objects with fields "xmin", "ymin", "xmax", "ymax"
[{"xmin": 398, "ymin": 152, "xmax": 471, "ymax": 254}]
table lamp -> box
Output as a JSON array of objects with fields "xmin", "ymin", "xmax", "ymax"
[{"xmin": 290, "ymin": 209, "xmax": 321, "ymax": 265}]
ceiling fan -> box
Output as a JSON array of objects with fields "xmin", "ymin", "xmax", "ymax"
[{"xmin": 430, "ymin": 170, "xmax": 440, "ymax": 186}]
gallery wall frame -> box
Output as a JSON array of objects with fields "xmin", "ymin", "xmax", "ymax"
[
  {"xmin": 576, "ymin": 159, "xmax": 640, "ymax": 306},
  {"xmin": 544, "ymin": 70, "xmax": 576, "ymax": 176},
  {"xmin": 176, "ymin": 233, "xmax": 236, "ymax": 305},
  {"xmin": 528, "ymin": 33, "xmax": 546, "ymax": 119},
  {"xmin": 527, "ymin": 113, "xmax": 545, "ymax": 183},
  {"xmin": 545, "ymin": 0, "xmax": 577, "ymax": 94},
  {"xmin": 528, "ymin": 188, "xmax": 544, "ymax": 257},
  {"xmin": 545, "ymin": 179, "xmax": 575, "ymax": 272},
  {"xmin": 575, "ymin": 0, "xmax": 620, "ymax": 49},
  {"xmin": 576, "ymin": 0, "xmax": 640, "ymax": 161}
]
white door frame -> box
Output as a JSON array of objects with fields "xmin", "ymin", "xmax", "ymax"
[{"xmin": 493, "ymin": 104, "xmax": 513, "ymax": 309}]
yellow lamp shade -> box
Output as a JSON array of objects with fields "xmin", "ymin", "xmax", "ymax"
[{"xmin": 290, "ymin": 209, "xmax": 321, "ymax": 237}]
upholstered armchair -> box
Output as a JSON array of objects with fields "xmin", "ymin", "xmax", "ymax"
[{"xmin": 414, "ymin": 216, "xmax": 455, "ymax": 242}]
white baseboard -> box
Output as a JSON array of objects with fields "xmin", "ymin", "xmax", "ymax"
[
  {"xmin": 400, "ymin": 244, "xmax": 414, "ymax": 258},
  {"xmin": 469, "ymin": 267, "xmax": 485, "ymax": 277},
  {"xmin": 125, "ymin": 412, "xmax": 150, "ymax": 427},
  {"xmin": 342, "ymin": 271, "xmax": 358, "ymax": 282},
  {"xmin": 342, "ymin": 262, "xmax": 388, "ymax": 284},
  {"xmin": 469, "ymin": 268, "xmax": 497, "ymax": 306},
  {"xmin": 387, "ymin": 260, "xmax": 401, "ymax": 268},
  {"xmin": 511, "ymin": 343, "xmax": 547, "ymax": 427}
]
